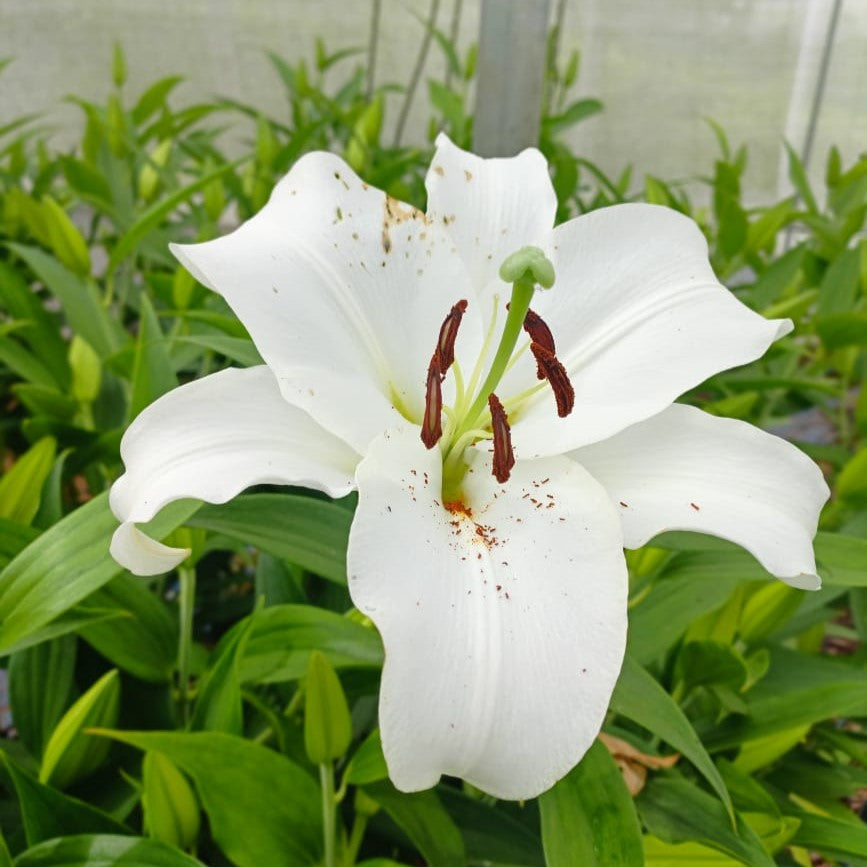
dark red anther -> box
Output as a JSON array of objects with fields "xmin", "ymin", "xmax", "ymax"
[
  {"xmin": 530, "ymin": 342, "xmax": 575, "ymax": 418},
  {"xmin": 435, "ymin": 299, "xmax": 468, "ymax": 376},
  {"xmin": 421, "ymin": 358, "xmax": 443, "ymax": 448},
  {"xmin": 522, "ymin": 308, "xmax": 556, "ymax": 379},
  {"xmin": 488, "ymin": 393, "xmax": 515, "ymax": 483}
]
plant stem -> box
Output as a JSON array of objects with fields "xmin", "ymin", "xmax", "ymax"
[
  {"xmin": 393, "ymin": 0, "xmax": 441, "ymax": 147},
  {"xmin": 344, "ymin": 814, "xmax": 369, "ymax": 866},
  {"xmin": 444, "ymin": 0, "xmax": 464, "ymax": 91},
  {"xmin": 366, "ymin": 0, "xmax": 382, "ymax": 101},
  {"xmin": 319, "ymin": 762, "xmax": 338, "ymax": 867},
  {"xmin": 177, "ymin": 564, "xmax": 196, "ymax": 725}
]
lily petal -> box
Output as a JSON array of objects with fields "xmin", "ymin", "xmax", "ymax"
[
  {"xmin": 110, "ymin": 366, "xmax": 359, "ymax": 575},
  {"xmin": 511, "ymin": 204, "xmax": 791, "ymax": 456},
  {"xmin": 573, "ymin": 403, "xmax": 829, "ymax": 589},
  {"xmin": 348, "ymin": 426, "xmax": 627, "ymax": 800},
  {"xmin": 425, "ymin": 133, "xmax": 557, "ymax": 299},
  {"xmin": 171, "ymin": 153, "xmax": 479, "ymax": 454}
]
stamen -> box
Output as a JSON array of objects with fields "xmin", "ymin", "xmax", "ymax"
[
  {"xmin": 435, "ymin": 299, "xmax": 468, "ymax": 376},
  {"xmin": 530, "ymin": 342, "xmax": 575, "ymax": 418},
  {"xmin": 488, "ymin": 393, "xmax": 515, "ymax": 483},
  {"xmin": 523, "ymin": 308, "xmax": 556, "ymax": 380},
  {"xmin": 421, "ymin": 358, "xmax": 443, "ymax": 448}
]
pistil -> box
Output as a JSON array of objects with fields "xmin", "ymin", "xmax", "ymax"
[{"xmin": 419, "ymin": 245, "xmax": 574, "ymax": 498}]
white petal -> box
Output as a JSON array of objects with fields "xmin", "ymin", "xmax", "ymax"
[
  {"xmin": 348, "ymin": 426, "xmax": 627, "ymax": 800},
  {"xmin": 425, "ymin": 133, "xmax": 557, "ymax": 299},
  {"xmin": 171, "ymin": 152, "xmax": 479, "ymax": 453},
  {"xmin": 573, "ymin": 403, "xmax": 829, "ymax": 589},
  {"xmin": 110, "ymin": 523, "xmax": 190, "ymax": 577},
  {"xmin": 510, "ymin": 203, "xmax": 791, "ymax": 456},
  {"xmin": 110, "ymin": 366, "xmax": 359, "ymax": 576}
]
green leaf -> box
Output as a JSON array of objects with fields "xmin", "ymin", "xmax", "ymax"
[
  {"xmin": 91, "ymin": 730, "xmax": 321, "ymax": 867},
  {"xmin": 836, "ymin": 447, "xmax": 867, "ymax": 506},
  {"xmin": 738, "ymin": 581, "xmax": 803, "ymax": 643},
  {"xmin": 188, "ymin": 493, "xmax": 352, "ymax": 584},
  {"xmin": 643, "ymin": 836, "xmax": 749, "ymax": 865},
  {"xmin": 749, "ymin": 244, "xmax": 804, "ymax": 308},
  {"xmin": 345, "ymin": 729, "xmax": 388, "ymax": 785},
  {"xmin": 190, "ymin": 616, "xmax": 251, "ymax": 734},
  {"xmin": 817, "ymin": 245, "xmax": 860, "ymax": 318},
  {"xmin": 111, "ymin": 42, "xmax": 127, "ymax": 87},
  {"xmin": 40, "ymin": 669, "xmax": 120, "ymax": 789},
  {"xmin": 0, "ymin": 438, "xmax": 56, "ymax": 525},
  {"xmin": 543, "ymin": 99, "xmax": 603, "ymax": 135},
  {"xmin": 539, "ymin": 739, "xmax": 643, "ymax": 866},
  {"xmin": 131, "ymin": 76, "xmax": 185, "ymax": 126},
  {"xmin": 628, "ymin": 550, "xmax": 747, "ymax": 663},
  {"xmin": 815, "ymin": 311, "xmax": 867, "ymax": 349},
  {"xmin": 734, "ymin": 725, "xmax": 811, "ymax": 774},
  {"xmin": 239, "ymin": 604, "xmax": 383, "ymax": 684},
  {"xmin": 0, "ymin": 520, "xmax": 38, "ymax": 569},
  {"xmin": 676, "ymin": 641, "xmax": 748, "ymax": 693},
  {"xmin": 80, "ymin": 574, "xmax": 178, "ymax": 683},
  {"xmin": 362, "ymin": 781, "xmax": 466, "ymax": 867},
  {"xmin": 7, "ymin": 244, "xmax": 125, "ymax": 358},
  {"xmin": 304, "ymin": 650, "xmax": 352, "ymax": 764},
  {"xmin": 637, "ymin": 778, "xmax": 774, "ymax": 867},
  {"xmin": 169, "ymin": 334, "xmax": 262, "ymax": 368},
  {"xmin": 14, "ymin": 835, "xmax": 206, "ymax": 866},
  {"xmin": 716, "ymin": 759, "xmax": 780, "ymax": 817},
  {"xmin": 3, "ymin": 609, "xmax": 127, "ymax": 657},
  {"xmin": 8, "ymin": 635, "xmax": 77, "ymax": 759},
  {"xmin": 815, "ymin": 532, "xmax": 867, "ymax": 585},
  {"xmin": 438, "ymin": 788, "xmax": 545, "ymax": 866},
  {"xmin": 0, "ymin": 493, "xmax": 199, "ymax": 654},
  {"xmin": 0, "ymin": 751, "xmax": 127, "ymax": 846},
  {"xmin": 611, "ymin": 657, "xmax": 733, "ymax": 820},
  {"xmin": 790, "ymin": 811, "xmax": 867, "ymax": 861},
  {"xmin": 107, "ymin": 161, "xmax": 237, "ymax": 274},
  {"xmin": 128, "ymin": 295, "xmax": 178, "ymax": 422},
  {"xmin": 785, "ymin": 142, "xmax": 818, "ymax": 213},
  {"xmin": 708, "ymin": 647, "xmax": 867, "ymax": 748},
  {"xmin": 0, "ymin": 336, "xmax": 59, "ymax": 390}
]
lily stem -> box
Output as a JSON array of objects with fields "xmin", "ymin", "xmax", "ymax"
[
  {"xmin": 320, "ymin": 762, "xmax": 338, "ymax": 867},
  {"xmin": 344, "ymin": 813, "xmax": 368, "ymax": 866},
  {"xmin": 177, "ymin": 565, "xmax": 196, "ymax": 725}
]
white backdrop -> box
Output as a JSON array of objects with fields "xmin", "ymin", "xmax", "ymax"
[{"xmin": 0, "ymin": 0, "xmax": 864, "ymax": 204}]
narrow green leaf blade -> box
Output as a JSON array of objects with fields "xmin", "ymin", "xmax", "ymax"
[
  {"xmin": 637, "ymin": 778, "xmax": 774, "ymax": 867},
  {"xmin": 0, "ymin": 494, "xmax": 199, "ymax": 653},
  {"xmin": 1, "ymin": 751, "xmax": 127, "ymax": 846},
  {"xmin": 189, "ymin": 493, "xmax": 352, "ymax": 584},
  {"xmin": 611, "ymin": 657, "xmax": 733, "ymax": 820},
  {"xmin": 539, "ymin": 739, "xmax": 643, "ymax": 866},
  {"xmin": 14, "ymin": 835, "xmax": 206, "ymax": 867},
  {"xmin": 0, "ymin": 438, "xmax": 56, "ymax": 525},
  {"xmin": 91, "ymin": 730, "xmax": 322, "ymax": 867},
  {"xmin": 362, "ymin": 781, "xmax": 466, "ymax": 867}
]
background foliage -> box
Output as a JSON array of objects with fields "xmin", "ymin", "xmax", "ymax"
[{"xmin": 0, "ymin": 29, "xmax": 866, "ymax": 867}]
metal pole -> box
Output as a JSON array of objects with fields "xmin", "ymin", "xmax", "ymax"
[
  {"xmin": 473, "ymin": 0, "xmax": 552, "ymax": 157},
  {"xmin": 801, "ymin": 0, "xmax": 843, "ymax": 172}
]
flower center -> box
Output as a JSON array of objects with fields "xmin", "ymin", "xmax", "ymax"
[{"xmin": 420, "ymin": 246, "xmax": 574, "ymax": 501}]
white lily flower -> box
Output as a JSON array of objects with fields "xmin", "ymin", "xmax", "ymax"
[{"xmin": 109, "ymin": 134, "xmax": 829, "ymax": 800}]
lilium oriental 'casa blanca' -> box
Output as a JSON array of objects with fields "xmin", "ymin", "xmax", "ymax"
[{"xmin": 109, "ymin": 134, "xmax": 829, "ymax": 800}]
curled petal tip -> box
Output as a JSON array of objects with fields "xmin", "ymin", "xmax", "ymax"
[{"xmin": 111, "ymin": 522, "xmax": 190, "ymax": 577}]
